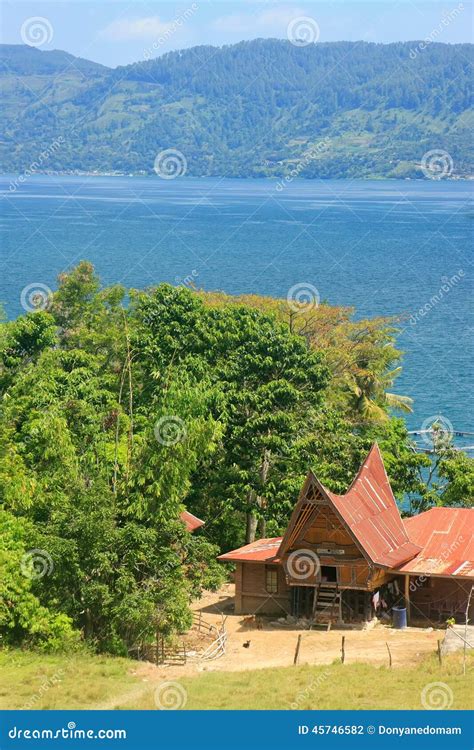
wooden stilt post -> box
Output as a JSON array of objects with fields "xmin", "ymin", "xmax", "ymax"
[
  {"xmin": 404, "ymin": 575, "xmax": 411, "ymax": 625},
  {"xmin": 293, "ymin": 634, "xmax": 302, "ymax": 665},
  {"xmin": 463, "ymin": 587, "xmax": 473, "ymax": 676}
]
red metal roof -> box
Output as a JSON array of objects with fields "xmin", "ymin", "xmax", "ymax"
[
  {"xmin": 218, "ymin": 537, "xmax": 283, "ymax": 563},
  {"xmin": 320, "ymin": 444, "xmax": 420, "ymax": 568},
  {"xmin": 217, "ymin": 445, "xmax": 472, "ymax": 578},
  {"xmin": 180, "ymin": 510, "xmax": 204, "ymax": 533},
  {"xmin": 398, "ymin": 507, "xmax": 474, "ymax": 578}
]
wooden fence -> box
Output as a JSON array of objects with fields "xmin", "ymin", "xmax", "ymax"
[{"xmin": 130, "ymin": 612, "xmax": 227, "ymax": 664}]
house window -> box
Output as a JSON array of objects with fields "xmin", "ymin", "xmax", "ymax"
[{"xmin": 265, "ymin": 566, "xmax": 278, "ymax": 594}]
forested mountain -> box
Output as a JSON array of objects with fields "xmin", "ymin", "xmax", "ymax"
[{"xmin": 1, "ymin": 39, "xmax": 472, "ymax": 177}]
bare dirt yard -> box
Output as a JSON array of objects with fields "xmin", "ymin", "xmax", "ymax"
[{"xmin": 134, "ymin": 584, "xmax": 443, "ymax": 685}]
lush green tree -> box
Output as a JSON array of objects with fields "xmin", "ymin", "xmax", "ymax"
[
  {"xmin": 1, "ymin": 265, "xmax": 470, "ymax": 656},
  {"xmin": 132, "ymin": 286, "xmax": 329, "ymax": 541},
  {"xmin": 0, "ymin": 277, "xmax": 223, "ymax": 654},
  {"xmin": 406, "ymin": 426, "xmax": 474, "ymax": 512},
  {"xmin": 0, "ymin": 511, "xmax": 79, "ymax": 651}
]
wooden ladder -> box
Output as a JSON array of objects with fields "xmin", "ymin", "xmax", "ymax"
[{"xmin": 311, "ymin": 584, "xmax": 341, "ymax": 626}]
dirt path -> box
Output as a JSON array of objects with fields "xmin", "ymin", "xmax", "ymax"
[{"xmin": 131, "ymin": 585, "xmax": 443, "ymax": 685}]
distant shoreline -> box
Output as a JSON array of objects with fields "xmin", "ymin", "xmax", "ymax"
[{"xmin": 1, "ymin": 172, "xmax": 473, "ymax": 181}]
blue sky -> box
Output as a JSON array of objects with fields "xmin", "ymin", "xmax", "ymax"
[{"xmin": 1, "ymin": 0, "xmax": 472, "ymax": 67}]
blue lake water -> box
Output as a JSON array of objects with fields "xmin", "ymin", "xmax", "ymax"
[{"xmin": 0, "ymin": 175, "xmax": 472, "ymax": 434}]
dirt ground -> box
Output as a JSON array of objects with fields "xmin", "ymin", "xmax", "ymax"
[{"xmin": 134, "ymin": 584, "xmax": 444, "ymax": 683}]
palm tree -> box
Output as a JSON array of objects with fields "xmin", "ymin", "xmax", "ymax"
[{"xmin": 345, "ymin": 366, "xmax": 413, "ymax": 423}]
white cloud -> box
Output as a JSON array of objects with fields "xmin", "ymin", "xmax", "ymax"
[
  {"xmin": 213, "ymin": 6, "xmax": 307, "ymax": 34},
  {"xmin": 101, "ymin": 16, "xmax": 175, "ymax": 41}
]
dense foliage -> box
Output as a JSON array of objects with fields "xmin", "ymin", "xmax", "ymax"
[
  {"xmin": 0, "ymin": 263, "xmax": 472, "ymax": 653},
  {"xmin": 1, "ymin": 40, "xmax": 472, "ymax": 177}
]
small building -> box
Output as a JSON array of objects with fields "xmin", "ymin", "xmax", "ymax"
[
  {"xmin": 218, "ymin": 444, "xmax": 473, "ymax": 626},
  {"xmin": 180, "ymin": 510, "xmax": 205, "ymax": 532}
]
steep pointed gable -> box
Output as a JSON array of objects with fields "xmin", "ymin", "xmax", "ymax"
[
  {"xmin": 322, "ymin": 444, "xmax": 420, "ymax": 567},
  {"xmin": 277, "ymin": 443, "xmax": 420, "ymax": 568},
  {"xmin": 276, "ymin": 471, "xmax": 351, "ymax": 559}
]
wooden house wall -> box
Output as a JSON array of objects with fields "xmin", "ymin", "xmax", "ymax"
[
  {"xmin": 299, "ymin": 505, "xmax": 362, "ymax": 559},
  {"xmin": 234, "ymin": 562, "xmax": 291, "ymax": 616},
  {"xmin": 408, "ymin": 576, "xmax": 473, "ymax": 623},
  {"xmin": 283, "ymin": 504, "xmax": 397, "ymax": 590}
]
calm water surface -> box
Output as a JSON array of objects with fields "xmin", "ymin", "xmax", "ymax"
[{"xmin": 1, "ymin": 176, "xmax": 472, "ymax": 434}]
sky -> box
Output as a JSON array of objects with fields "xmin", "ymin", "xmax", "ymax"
[{"xmin": 1, "ymin": 0, "xmax": 472, "ymax": 67}]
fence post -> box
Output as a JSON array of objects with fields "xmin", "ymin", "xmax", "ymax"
[
  {"xmin": 293, "ymin": 634, "xmax": 302, "ymax": 665},
  {"xmin": 385, "ymin": 642, "xmax": 392, "ymax": 668},
  {"xmin": 437, "ymin": 639, "xmax": 442, "ymax": 666},
  {"xmin": 341, "ymin": 636, "xmax": 345, "ymax": 664}
]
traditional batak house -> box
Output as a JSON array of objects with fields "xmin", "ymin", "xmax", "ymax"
[{"xmin": 218, "ymin": 444, "xmax": 473, "ymax": 626}]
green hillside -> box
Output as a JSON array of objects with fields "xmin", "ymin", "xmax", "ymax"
[{"xmin": 0, "ymin": 39, "xmax": 472, "ymax": 177}]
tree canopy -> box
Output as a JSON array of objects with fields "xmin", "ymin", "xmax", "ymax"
[{"xmin": 1, "ymin": 262, "xmax": 472, "ymax": 653}]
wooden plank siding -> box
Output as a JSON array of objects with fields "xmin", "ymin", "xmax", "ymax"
[
  {"xmin": 236, "ymin": 562, "xmax": 291, "ymax": 616},
  {"xmin": 301, "ymin": 505, "xmax": 361, "ymax": 558},
  {"xmin": 283, "ymin": 504, "xmax": 397, "ymax": 591},
  {"xmin": 408, "ymin": 575, "xmax": 474, "ymax": 624}
]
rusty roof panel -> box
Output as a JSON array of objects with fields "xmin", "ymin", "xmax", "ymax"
[
  {"xmin": 323, "ymin": 444, "xmax": 420, "ymax": 568},
  {"xmin": 180, "ymin": 510, "xmax": 204, "ymax": 532},
  {"xmin": 398, "ymin": 507, "xmax": 474, "ymax": 577},
  {"xmin": 218, "ymin": 537, "xmax": 282, "ymax": 563}
]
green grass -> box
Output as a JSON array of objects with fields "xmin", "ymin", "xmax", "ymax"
[
  {"xmin": 0, "ymin": 650, "xmax": 139, "ymax": 710},
  {"xmin": 1, "ymin": 650, "xmax": 473, "ymax": 711}
]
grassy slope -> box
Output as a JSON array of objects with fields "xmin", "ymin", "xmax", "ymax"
[{"xmin": 1, "ymin": 650, "xmax": 472, "ymax": 711}]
